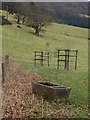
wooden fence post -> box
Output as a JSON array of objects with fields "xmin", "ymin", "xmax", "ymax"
[
  {"xmin": 2, "ymin": 63, "xmax": 4, "ymax": 83},
  {"xmin": 2, "ymin": 55, "xmax": 9, "ymax": 83}
]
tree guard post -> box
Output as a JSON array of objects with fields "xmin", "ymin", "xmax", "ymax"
[
  {"xmin": 75, "ymin": 50, "xmax": 78, "ymax": 70},
  {"xmin": 47, "ymin": 52, "xmax": 49, "ymax": 67},
  {"xmin": 65, "ymin": 50, "xmax": 67, "ymax": 70},
  {"xmin": 57, "ymin": 50, "xmax": 60, "ymax": 69},
  {"xmin": 34, "ymin": 51, "xmax": 36, "ymax": 66},
  {"xmin": 66, "ymin": 49, "xmax": 70, "ymax": 70},
  {"xmin": 41, "ymin": 51, "xmax": 43, "ymax": 66}
]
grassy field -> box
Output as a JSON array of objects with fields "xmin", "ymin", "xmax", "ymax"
[{"xmin": 2, "ymin": 12, "xmax": 88, "ymax": 118}]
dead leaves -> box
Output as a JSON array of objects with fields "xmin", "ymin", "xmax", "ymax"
[
  {"xmin": 2, "ymin": 61, "xmax": 88, "ymax": 118},
  {"xmin": 3, "ymin": 61, "xmax": 48, "ymax": 118}
]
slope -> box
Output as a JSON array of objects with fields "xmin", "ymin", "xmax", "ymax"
[{"xmin": 2, "ymin": 22, "xmax": 88, "ymax": 104}]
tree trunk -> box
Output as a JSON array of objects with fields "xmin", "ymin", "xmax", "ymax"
[
  {"xmin": 35, "ymin": 26, "xmax": 39, "ymax": 36},
  {"xmin": 22, "ymin": 16, "xmax": 26, "ymax": 25},
  {"xmin": 6, "ymin": 6, "xmax": 8, "ymax": 20},
  {"xmin": 17, "ymin": 14, "xmax": 20, "ymax": 24}
]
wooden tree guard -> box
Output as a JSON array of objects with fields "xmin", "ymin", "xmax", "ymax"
[
  {"xmin": 57, "ymin": 49, "xmax": 78, "ymax": 70},
  {"xmin": 34, "ymin": 51, "xmax": 50, "ymax": 67}
]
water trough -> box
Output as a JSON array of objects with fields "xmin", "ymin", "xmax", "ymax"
[{"xmin": 32, "ymin": 82, "xmax": 71, "ymax": 100}]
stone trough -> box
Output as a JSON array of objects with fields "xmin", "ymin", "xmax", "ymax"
[{"xmin": 32, "ymin": 81, "xmax": 71, "ymax": 100}]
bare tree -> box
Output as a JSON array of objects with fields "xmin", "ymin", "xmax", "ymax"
[
  {"xmin": 28, "ymin": 3, "xmax": 52, "ymax": 36},
  {"xmin": 3, "ymin": 2, "xmax": 53, "ymax": 35}
]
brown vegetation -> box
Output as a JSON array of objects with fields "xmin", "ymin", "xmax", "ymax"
[
  {"xmin": 2, "ymin": 59, "xmax": 88, "ymax": 119},
  {"xmin": 2, "ymin": 60, "xmax": 48, "ymax": 118}
]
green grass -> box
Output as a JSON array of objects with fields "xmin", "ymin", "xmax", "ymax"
[{"xmin": 2, "ymin": 13, "xmax": 88, "ymax": 106}]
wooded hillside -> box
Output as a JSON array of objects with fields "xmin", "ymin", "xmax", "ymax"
[{"xmin": 2, "ymin": 2, "xmax": 89, "ymax": 28}]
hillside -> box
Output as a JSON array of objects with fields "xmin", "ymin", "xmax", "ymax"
[
  {"xmin": 1, "ymin": 11, "xmax": 89, "ymax": 118},
  {"xmin": 38, "ymin": 2, "xmax": 89, "ymax": 28},
  {"xmin": 2, "ymin": 15, "xmax": 88, "ymax": 97},
  {"xmin": 2, "ymin": 22, "xmax": 88, "ymax": 71}
]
